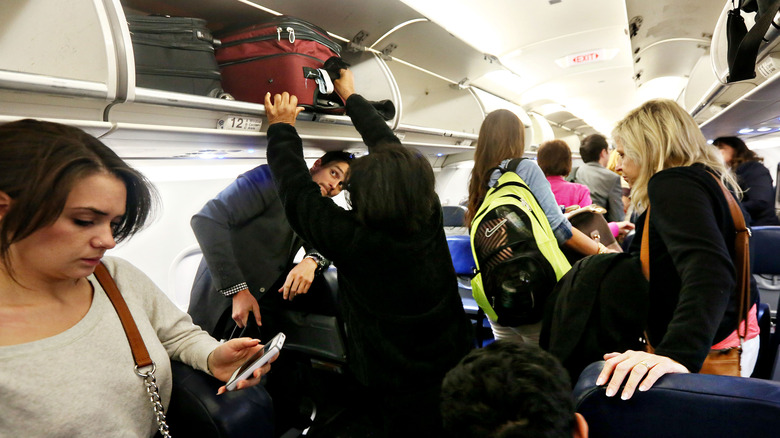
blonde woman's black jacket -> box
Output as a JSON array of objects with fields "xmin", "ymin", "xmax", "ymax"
[
  {"xmin": 266, "ymin": 94, "xmax": 472, "ymax": 390},
  {"xmin": 629, "ymin": 164, "xmax": 758, "ymax": 372}
]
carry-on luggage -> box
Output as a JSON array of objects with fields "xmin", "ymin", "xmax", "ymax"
[
  {"xmin": 127, "ymin": 15, "xmax": 223, "ymax": 96},
  {"xmin": 215, "ymin": 16, "xmax": 344, "ymax": 112}
]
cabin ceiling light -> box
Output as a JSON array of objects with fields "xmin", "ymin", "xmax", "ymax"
[
  {"xmin": 535, "ymin": 103, "xmax": 568, "ymax": 116},
  {"xmin": 636, "ymin": 76, "xmax": 687, "ymax": 103},
  {"xmin": 738, "ymin": 128, "xmax": 755, "ymax": 134},
  {"xmin": 757, "ymin": 127, "xmax": 773, "ymax": 132},
  {"xmin": 399, "ymin": 0, "xmax": 499, "ymax": 54}
]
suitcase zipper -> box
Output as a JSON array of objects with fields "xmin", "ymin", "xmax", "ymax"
[
  {"xmin": 136, "ymin": 66, "xmax": 221, "ymax": 80},
  {"xmin": 218, "ymin": 52, "xmax": 328, "ymax": 68},
  {"xmin": 220, "ymin": 27, "xmax": 341, "ymax": 55},
  {"xmin": 131, "ymin": 36, "xmax": 216, "ymax": 52}
]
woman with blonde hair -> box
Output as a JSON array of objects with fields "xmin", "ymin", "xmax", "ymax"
[
  {"xmin": 466, "ymin": 109, "xmax": 611, "ymax": 343},
  {"xmin": 597, "ymin": 99, "xmax": 760, "ymax": 400}
]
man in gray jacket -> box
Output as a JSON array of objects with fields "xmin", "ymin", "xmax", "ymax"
[
  {"xmin": 571, "ymin": 134, "xmax": 624, "ymax": 223},
  {"xmin": 188, "ymin": 152, "xmax": 352, "ymax": 340}
]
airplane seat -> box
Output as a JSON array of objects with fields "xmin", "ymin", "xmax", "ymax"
[
  {"xmin": 442, "ymin": 205, "xmax": 469, "ymax": 236},
  {"xmin": 167, "ymin": 244, "xmax": 205, "ymax": 311},
  {"xmin": 750, "ymin": 226, "xmax": 780, "ymax": 380},
  {"xmin": 167, "ymin": 360, "xmax": 274, "ymax": 438},
  {"xmin": 446, "ymin": 234, "xmax": 488, "ymax": 347},
  {"xmin": 269, "ymin": 266, "xmax": 348, "ymax": 366},
  {"xmin": 574, "ymin": 361, "xmax": 780, "ymax": 438}
]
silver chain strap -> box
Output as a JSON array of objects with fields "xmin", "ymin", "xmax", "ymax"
[{"xmin": 135, "ymin": 362, "xmax": 172, "ymax": 438}]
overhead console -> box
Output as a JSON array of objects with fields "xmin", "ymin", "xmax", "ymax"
[
  {"xmin": 682, "ymin": 2, "xmax": 780, "ymax": 139},
  {"xmin": 0, "ymin": 0, "xmax": 504, "ymax": 161}
]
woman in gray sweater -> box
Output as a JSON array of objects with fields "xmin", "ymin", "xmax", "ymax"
[{"xmin": 0, "ymin": 120, "xmax": 270, "ymax": 437}]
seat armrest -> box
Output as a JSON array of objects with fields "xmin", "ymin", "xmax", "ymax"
[
  {"xmin": 574, "ymin": 361, "xmax": 780, "ymax": 438},
  {"xmin": 167, "ymin": 360, "xmax": 274, "ymax": 438}
]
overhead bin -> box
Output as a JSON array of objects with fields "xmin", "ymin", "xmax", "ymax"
[
  {"xmin": 694, "ymin": 1, "xmax": 780, "ymax": 137},
  {"xmin": 0, "ymin": 0, "xmax": 122, "ymax": 121}
]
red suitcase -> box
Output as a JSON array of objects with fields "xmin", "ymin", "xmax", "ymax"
[{"xmin": 216, "ymin": 17, "xmax": 343, "ymax": 111}]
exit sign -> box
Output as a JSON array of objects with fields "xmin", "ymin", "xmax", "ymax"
[{"xmin": 555, "ymin": 49, "xmax": 617, "ymax": 68}]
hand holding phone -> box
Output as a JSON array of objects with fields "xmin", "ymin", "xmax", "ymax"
[{"xmin": 225, "ymin": 332, "xmax": 285, "ymax": 392}]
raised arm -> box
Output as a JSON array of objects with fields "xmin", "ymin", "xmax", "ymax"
[
  {"xmin": 264, "ymin": 92, "xmax": 356, "ymax": 262},
  {"xmin": 334, "ymin": 68, "xmax": 400, "ymax": 150}
]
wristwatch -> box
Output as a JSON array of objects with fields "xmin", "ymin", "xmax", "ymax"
[{"xmin": 304, "ymin": 252, "xmax": 327, "ymax": 275}]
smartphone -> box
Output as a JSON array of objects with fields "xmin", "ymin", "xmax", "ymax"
[{"xmin": 225, "ymin": 332, "xmax": 285, "ymax": 391}]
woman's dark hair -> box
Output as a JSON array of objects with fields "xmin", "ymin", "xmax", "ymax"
[
  {"xmin": 713, "ymin": 136, "xmax": 761, "ymax": 170},
  {"xmin": 537, "ymin": 139, "xmax": 572, "ymax": 177},
  {"xmin": 466, "ymin": 109, "xmax": 525, "ymax": 225},
  {"xmin": 346, "ymin": 142, "xmax": 437, "ymax": 235},
  {"xmin": 0, "ymin": 119, "xmax": 156, "ymax": 272}
]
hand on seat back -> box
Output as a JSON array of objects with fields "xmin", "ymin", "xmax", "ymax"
[
  {"xmin": 279, "ymin": 257, "xmax": 317, "ymax": 300},
  {"xmin": 596, "ymin": 350, "xmax": 689, "ymax": 400}
]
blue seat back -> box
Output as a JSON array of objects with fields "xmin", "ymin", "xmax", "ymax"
[
  {"xmin": 442, "ymin": 205, "xmax": 467, "ymax": 227},
  {"xmin": 574, "ymin": 361, "xmax": 780, "ymax": 438},
  {"xmin": 751, "ymin": 226, "xmax": 780, "ymax": 275},
  {"xmin": 446, "ymin": 234, "xmax": 475, "ymax": 276}
]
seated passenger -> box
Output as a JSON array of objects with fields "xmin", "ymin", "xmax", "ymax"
[
  {"xmin": 598, "ymin": 99, "xmax": 760, "ymax": 400},
  {"xmin": 441, "ymin": 340, "xmax": 588, "ymax": 438},
  {"xmin": 263, "ymin": 69, "xmax": 473, "ymax": 437},
  {"xmin": 538, "ymin": 139, "xmax": 634, "ymax": 240},
  {"xmin": 0, "ymin": 120, "xmax": 270, "ymax": 436},
  {"xmin": 570, "ymin": 134, "xmax": 625, "ymax": 223},
  {"xmin": 714, "ymin": 136, "xmax": 780, "ymax": 226},
  {"xmin": 465, "ymin": 110, "xmax": 616, "ymax": 344},
  {"xmin": 188, "ymin": 150, "xmax": 352, "ymax": 341}
]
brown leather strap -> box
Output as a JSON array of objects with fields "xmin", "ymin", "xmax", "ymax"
[
  {"xmin": 639, "ymin": 174, "xmax": 751, "ymax": 339},
  {"xmin": 640, "ymin": 208, "xmax": 650, "ymax": 280},
  {"xmin": 94, "ymin": 262, "xmax": 153, "ymax": 368},
  {"xmin": 709, "ymin": 173, "xmax": 751, "ymax": 339}
]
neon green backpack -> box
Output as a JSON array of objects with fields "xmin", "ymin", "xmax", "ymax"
[{"xmin": 470, "ymin": 159, "xmax": 571, "ymax": 326}]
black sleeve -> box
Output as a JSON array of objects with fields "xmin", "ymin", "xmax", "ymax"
[
  {"xmin": 649, "ymin": 172, "xmax": 735, "ymax": 371},
  {"xmin": 266, "ymin": 123, "xmax": 357, "ymax": 262},
  {"xmin": 345, "ymin": 94, "xmax": 401, "ymax": 150}
]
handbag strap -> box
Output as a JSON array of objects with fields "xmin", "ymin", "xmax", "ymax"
[
  {"xmin": 93, "ymin": 262, "xmax": 171, "ymax": 437},
  {"xmin": 639, "ymin": 173, "xmax": 751, "ymax": 338},
  {"xmin": 94, "ymin": 262, "xmax": 153, "ymax": 368}
]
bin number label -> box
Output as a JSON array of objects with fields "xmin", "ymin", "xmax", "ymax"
[{"xmin": 217, "ymin": 115, "xmax": 262, "ymax": 132}]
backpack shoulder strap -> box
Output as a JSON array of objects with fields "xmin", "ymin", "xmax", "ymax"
[{"xmin": 503, "ymin": 157, "xmax": 526, "ymax": 174}]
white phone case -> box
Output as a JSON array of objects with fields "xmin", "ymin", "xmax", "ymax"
[{"xmin": 225, "ymin": 332, "xmax": 285, "ymax": 391}]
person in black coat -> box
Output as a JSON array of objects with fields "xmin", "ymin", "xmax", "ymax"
[
  {"xmin": 597, "ymin": 99, "xmax": 760, "ymax": 400},
  {"xmin": 264, "ymin": 69, "xmax": 472, "ymax": 437},
  {"xmin": 714, "ymin": 136, "xmax": 779, "ymax": 226}
]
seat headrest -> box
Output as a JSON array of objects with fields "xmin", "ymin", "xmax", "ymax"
[
  {"xmin": 442, "ymin": 205, "xmax": 468, "ymax": 228},
  {"xmin": 446, "ymin": 235, "xmax": 475, "ymax": 276},
  {"xmin": 751, "ymin": 226, "xmax": 780, "ymax": 274},
  {"xmin": 574, "ymin": 361, "xmax": 780, "ymax": 438}
]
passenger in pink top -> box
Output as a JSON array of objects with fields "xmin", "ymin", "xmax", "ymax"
[
  {"xmin": 538, "ymin": 139, "xmax": 631, "ymax": 238},
  {"xmin": 537, "ymin": 139, "xmax": 593, "ymax": 208}
]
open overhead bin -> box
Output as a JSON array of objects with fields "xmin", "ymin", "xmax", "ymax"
[
  {"xmin": 0, "ymin": 0, "xmax": 123, "ymax": 122},
  {"xmin": 683, "ymin": 1, "xmax": 780, "ymax": 138}
]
